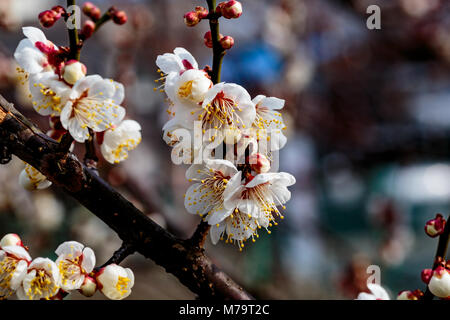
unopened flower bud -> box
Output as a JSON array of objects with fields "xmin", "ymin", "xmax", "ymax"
[
  {"xmin": 195, "ymin": 6, "xmax": 209, "ymax": 19},
  {"xmin": 397, "ymin": 289, "xmax": 423, "ymax": 300},
  {"xmin": 429, "ymin": 266, "xmax": 450, "ymax": 298},
  {"xmin": 422, "ymin": 268, "xmax": 433, "ymax": 284},
  {"xmin": 220, "ymin": 0, "xmax": 243, "ymax": 19},
  {"xmin": 220, "ymin": 35, "xmax": 234, "ymax": 49},
  {"xmin": 204, "ymin": 31, "xmax": 224, "ymax": 48},
  {"xmin": 82, "ymin": 2, "xmax": 101, "ymax": 20},
  {"xmin": 0, "ymin": 233, "xmax": 22, "ymax": 248},
  {"xmin": 248, "ymin": 153, "xmax": 271, "ymax": 173},
  {"xmin": 79, "ymin": 276, "xmax": 97, "ymax": 297},
  {"xmin": 51, "ymin": 6, "xmax": 65, "ymax": 18},
  {"xmin": 38, "ymin": 10, "xmax": 59, "ymax": 28},
  {"xmin": 81, "ymin": 20, "xmax": 96, "ymax": 39},
  {"xmin": 112, "ymin": 10, "xmax": 128, "ymax": 25},
  {"xmin": 204, "ymin": 31, "xmax": 213, "ymax": 48},
  {"xmin": 62, "ymin": 60, "xmax": 87, "ymax": 85},
  {"xmin": 184, "ymin": 11, "xmax": 201, "ymax": 27},
  {"xmin": 425, "ymin": 214, "xmax": 446, "ymax": 238}
]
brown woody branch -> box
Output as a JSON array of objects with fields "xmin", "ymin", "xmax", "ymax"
[{"xmin": 0, "ymin": 94, "xmax": 253, "ymax": 300}]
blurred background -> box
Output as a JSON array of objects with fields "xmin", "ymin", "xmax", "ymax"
[{"xmin": 0, "ymin": 0, "xmax": 449, "ymax": 299}]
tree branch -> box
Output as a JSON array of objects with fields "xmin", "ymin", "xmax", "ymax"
[
  {"xmin": 424, "ymin": 214, "xmax": 450, "ymax": 300},
  {"xmin": 0, "ymin": 94, "xmax": 253, "ymax": 300}
]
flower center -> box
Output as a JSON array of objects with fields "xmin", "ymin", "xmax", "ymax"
[
  {"xmin": 58, "ymin": 257, "xmax": 83, "ymax": 288},
  {"xmin": 0, "ymin": 256, "xmax": 18, "ymax": 299},
  {"xmin": 27, "ymin": 269, "xmax": 59, "ymax": 300},
  {"xmin": 200, "ymin": 91, "xmax": 245, "ymax": 134},
  {"xmin": 177, "ymin": 80, "xmax": 195, "ymax": 100},
  {"xmin": 32, "ymin": 82, "xmax": 63, "ymax": 114},
  {"xmin": 115, "ymin": 276, "xmax": 131, "ymax": 296}
]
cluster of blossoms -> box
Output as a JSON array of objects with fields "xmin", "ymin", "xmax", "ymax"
[
  {"xmin": 156, "ymin": 1, "xmax": 295, "ymax": 250},
  {"xmin": 0, "ymin": 233, "xmax": 134, "ymax": 300},
  {"xmin": 14, "ymin": 3, "xmax": 141, "ymax": 191},
  {"xmin": 357, "ymin": 214, "xmax": 450, "ymax": 300}
]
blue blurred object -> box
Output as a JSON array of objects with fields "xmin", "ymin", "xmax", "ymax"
[{"xmin": 221, "ymin": 41, "xmax": 284, "ymax": 87}]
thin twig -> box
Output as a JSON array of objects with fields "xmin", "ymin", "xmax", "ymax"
[
  {"xmin": 96, "ymin": 242, "xmax": 136, "ymax": 270},
  {"xmin": 206, "ymin": 0, "xmax": 226, "ymax": 84},
  {"xmin": 423, "ymin": 214, "xmax": 450, "ymax": 300},
  {"xmin": 66, "ymin": 0, "xmax": 81, "ymax": 60}
]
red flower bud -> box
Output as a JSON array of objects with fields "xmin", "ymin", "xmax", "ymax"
[
  {"xmin": 220, "ymin": 35, "xmax": 234, "ymax": 49},
  {"xmin": 51, "ymin": 6, "xmax": 65, "ymax": 19},
  {"xmin": 421, "ymin": 268, "xmax": 433, "ymax": 284},
  {"xmin": 195, "ymin": 6, "xmax": 209, "ymax": 19},
  {"xmin": 184, "ymin": 11, "xmax": 201, "ymax": 27},
  {"xmin": 82, "ymin": 2, "xmax": 101, "ymax": 20},
  {"xmin": 220, "ymin": 0, "xmax": 242, "ymax": 19},
  {"xmin": 81, "ymin": 20, "xmax": 96, "ymax": 39},
  {"xmin": 425, "ymin": 214, "xmax": 446, "ymax": 238},
  {"xmin": 112, "ymin": 10, "xmax": 128, "ymax": 25},
  {"xmin": 38, "ymin": 10, "xmax": 59, "ymax": 28},
  {"xmin": 248, "ymin": 153, "xmax": 270, "ymax": 173},
  {"xmin": 204, "ymin": 31, "xmax": 213, "ymax": 48}
]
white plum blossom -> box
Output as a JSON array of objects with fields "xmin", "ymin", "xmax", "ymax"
[
  {"xmin": 100, "ymin": 120, "xmax": 142, "ymax": 164},
  {"xmin": 96, "ymin": 264, "xmax": 134, "ymax": 300},
  {"xmin": 0, "ymin": 245, "xmax": 31, "ymax": 299},
  {"xmin": 19, "ymin": 163, "xmax": 52, "ymax": 191},
  {"xmin": 156, "ymin": 47, "xmax": 199, "ymax": 77},
  {"xmin": 166, "ymin": 69, "xmax": 212, "ymax": 109},
  {"xmin": 184, "ymin": 159, "xmax": 241, "ymax": 224},
  {"xmin": 171, "ymin": 82, "xmax": 255, "ymax": 140},
  {"xmin": 16, "ymin": 257, "xmax": 61, "ymax": 300},
  {"xmin": 356, "ymin": 283, "xmax": 390, "ymax": 300},
  {"xmin": 251, "ymin": 95, "xmax": 287, "ymax": 151},
  {"xmin": 55, "ymin": 241, "xmax": 96, "ymax": 292},
  {"xmin": 29, "ymin": 71, "xmax": 71, "ymax": 116},
  {"xmin": 213, "ymin": 171, "xmax": 295, "ymax": 248},
  {"xmin": 60, "ymin": 75, "xmax": 126, "ymax": 143},
  {"xmin": 14, "ymin": 27, "xmax": 60, "ymax": 75}
]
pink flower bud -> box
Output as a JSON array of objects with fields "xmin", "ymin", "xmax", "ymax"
[
  {"xmin": 195, "ymin": 6, "xmax": 209, "ymax": 19},
  {"xmin": 425, "ymin": 214, "xmax": 446, "ymax": 238},
  {"xmin": 113, "ymin": 10, "xmax": 128, "ymax": 25},
  {"xmin": 397, "ymin": 289, "xmax": 423, "ymax": 300},
  {"xmin": 220, "ymin": 35, "xmax": 234, "ymax": 49},
  {"xmin": 248, "ymin": 153, "xmax": 271, "ymax": 174},
  {"xmin": 79, "ymin": 276, "xmax": 97, "ymax": 297},
  {"xmin": 51, "ymin": 6, "xmax": 65, "ymax": 19},
  {"xmin": 422, "ymin": 268, "xmax": 433, "ymax": 284},
  {"xmin": 0, "ymin": 233, "xmax": 22, "ymax": 247},
  {"xmin": 429, "ymin": 266, "xmax": 450, "ymax": 298},
  {"xmin": 204, "ymin": 31, "xmax": 213, "ymax": 48},
  {"xmin": 38, "ymin": 10, "xmax": 59, "ymax": 28},
  {"xmin": 81, "ymin": 20, "xmax": 96, "ymax": 39},
  {"xmin": 82, "ymin": 2, "xmax": 101, "ymax": 20},
  {"xmin": 184, "ymin": 11, "xmax": 201, "ymax": 27},
  {"xmin": 220, "ymin": 0, "xmax": 243, "ymax": 19}
]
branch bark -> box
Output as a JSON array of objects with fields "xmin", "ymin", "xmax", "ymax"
[{"xmin": 0, "ymin": 94, "xmax": 253, "ymax": 300}]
